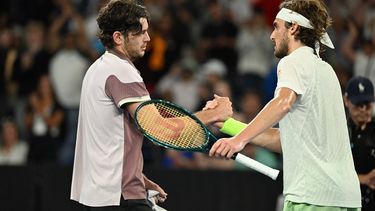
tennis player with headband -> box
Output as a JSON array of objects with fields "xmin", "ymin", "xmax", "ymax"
[{"xmin": 207, "ymin": 0, "xmax": 361, "ymax": 210}]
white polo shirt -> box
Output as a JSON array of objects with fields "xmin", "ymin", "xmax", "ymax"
[
  {"xmin": 71, "ymin": 51, "xmax": 150, "ymax": 206},
  {"xmin": 276, "ymin": 46, "xmax": 361, "ymax": 208}
]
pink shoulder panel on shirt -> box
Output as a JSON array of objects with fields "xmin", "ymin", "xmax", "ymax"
[{"xmin": 105, "ymin": 75, "xmax": 149, "ymax": 107}]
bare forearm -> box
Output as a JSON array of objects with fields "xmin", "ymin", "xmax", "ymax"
[
  {"xmin": 195, "ymin": 109, "xmax": 219, "ymax": 125},
  {"xmin": 234, "ymin": 98, "xmax": 290, "ymax": 150},
  {"xmin": 251, "ymin": 128, "xmax": 281, "ymax": 153},
  {"xmin": 143, "ymin": 174, "xmax": 157, "ymax": 189}
]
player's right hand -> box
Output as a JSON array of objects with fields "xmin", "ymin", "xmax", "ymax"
[
  {"xmin": 209, "ymin": 137, "xmax": 245, "ymax": 159},
  {"xmin": 211, "ymin": 94, "xmax": 233, "ymax": 122}
]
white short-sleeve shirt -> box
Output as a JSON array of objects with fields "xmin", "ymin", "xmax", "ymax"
[
  {"xmin": 71, "ymin": 51, "xmax": 150, "ymax": 206},
  {"xmin": 275, "ymin": 47, "xmax": 361, "ymax": 208}
]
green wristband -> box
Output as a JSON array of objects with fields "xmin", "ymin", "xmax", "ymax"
[{"xmin": 219, "ymin": 118, "xmax": 247, "ymax": 136}]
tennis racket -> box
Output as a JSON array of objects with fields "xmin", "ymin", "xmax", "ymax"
[{"xmin": 134, "ymin": 99, "xmax": 279, "ymax": 180}]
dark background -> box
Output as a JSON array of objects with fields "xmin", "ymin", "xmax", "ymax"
[{"xmin": 0, "ymin": 166, "xmax": 283, "ymax": 211}]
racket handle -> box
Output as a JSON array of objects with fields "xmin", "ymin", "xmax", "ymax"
[{"xmin": 233, "ymin": 153, "xmax": 280, "ymax": 180}]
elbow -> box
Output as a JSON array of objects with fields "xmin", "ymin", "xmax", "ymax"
[
  {"xmin": 281, "ymin": 103, "xmax": 292, "ymax": 114},
  {"xmin": 275, "ymin": 98, "xmax": 293, "ymax": 114}
]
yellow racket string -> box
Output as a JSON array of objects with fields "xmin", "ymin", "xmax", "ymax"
[{"xmin": 137, "ymin": 104, "xmax": 207, "ymax": 149}]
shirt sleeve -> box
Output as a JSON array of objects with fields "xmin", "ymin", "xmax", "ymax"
[
  {"xmin": 105, "ymin": 75, "xmax": 150, "ymax": 108},
  {"xmin": 275, "ymin": 58, "xmax": 306, "ymax": 95}
]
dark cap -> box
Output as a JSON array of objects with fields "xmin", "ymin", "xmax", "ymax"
[{"xmin": 345, "ymin": 76, "xmax": 375, "ymax": 104}]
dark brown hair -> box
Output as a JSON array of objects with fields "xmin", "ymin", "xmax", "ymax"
[
  {"xmin": 97, "ymin": 0, "xmax": 150, "ymax": 49},
  {"xmin": 280, "ymin": 0, "xmax": 332, "ymax": 52}
]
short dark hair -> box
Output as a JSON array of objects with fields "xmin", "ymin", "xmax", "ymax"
[
  {"xmin": 280, "ymin": 0, "xmax": 332, "ymax": 53},
  {"xmin": 97, "ymin": 0, "xmax": 150, "ymax": 49}
]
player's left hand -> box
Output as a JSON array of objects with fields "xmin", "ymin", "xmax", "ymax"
[
  {"xmin": 152, "ymin": 185, "xmax": 167, "ymax": 203},
  {"xmin": 144, "ymin": 177, "xmax": 167, "ymax": 203}
]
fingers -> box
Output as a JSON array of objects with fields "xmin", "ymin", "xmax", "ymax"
[
  {"xmin": 203, "ymin": 94, "xmax": 230, "ymax": 109},
  {"xmin": 203, "ymin": 94, "xmax": 233, "ymax": 122},
  {"xmin": 214, "ymin": 95, "xmax": 229, "ymax": 103},
  {"xmin": 209, "ymin": 142, "xmax": 219, "ymax": 157},
  {"xmin": 157, "ymin": 195, "xmax": 167, "ymax": 203},
  {"xmin": 209, "ymin": 139, "xmax": 234, "ymax": 159},
  {"xmin": 156, "ymin": 186, "xmax": 167, "ymax": 197},
  {"xmin": 213, "ymin": 96, "xmax": 233, "ymax": 120},
  {"xmin": 214, "ymin": 94, "xmax": 222, "ymax": 99},
  {"xmin": 155, "ymin": 187, "xmax": 167, "ymax": 203},
  {"xmin": 203, "ymin": 100, "xmax": 218, "ymax": 111}
]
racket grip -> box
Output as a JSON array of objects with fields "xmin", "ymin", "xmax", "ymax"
[{"xmin": 233, "ymin": 153, "xmax": 280, "ymax": 180}]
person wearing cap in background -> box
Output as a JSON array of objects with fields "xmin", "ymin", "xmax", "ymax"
[
  {"xmin": 200, "ymin": 58, "xmax": 227, "ymax": 87},
  {"xmin": 344, "ymin": 76, "xmax": 375, "ymax": 211}
]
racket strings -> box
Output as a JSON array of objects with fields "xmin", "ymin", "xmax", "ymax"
[{"xmin": 137, "ymin": 104, "xmax": 207, "ymax": 149}]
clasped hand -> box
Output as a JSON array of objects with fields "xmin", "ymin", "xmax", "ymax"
[{"xmin": 203, "ymin": 95, "xmax": 245, "ymax": 159}]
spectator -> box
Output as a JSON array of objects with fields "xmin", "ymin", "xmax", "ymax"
[
  {"xmin": 344, "ymin": 76, "xmax": 375, "ymax": 211},
  {"xmin": 13, "ymin": 21, "xmax": 50, "ymax": 97},
  {"xmin": 11, "ymin": 21, "xmax": 49, "ymax": 138},
  {"xmin": 156, "ymin": 57, "xmax": 200, "ymax": 112},
  {"xmin": 84, "ymin": 0, "xmax": 109, "ymax": 56},
  {"xmin": 342, "ymin": 20, "xmax": 375, "ymax": 86},
  {"xmin": 25, "ymin": 75, "xmax": 65, "ymax": 164},
  {"xmin": 235, "ymin": 7, "xmax": 274, "ymax": 92},
  {"xmin": 0, "ymin": 118, "xmax": 28, "ymax": 165},
  {"xmin": 48, "ymin": 0, "xmax": 90, "ymax": 165},
  {"xmin": 198, "ymin": 1, "xmax": 238, "ymax": 80},
  {"xmin": 0, "ymin": 26, "xmax": 18, "ymax": 118},
  {"xmin": 199, "ymin": 58, "xmax": 227, "ymax": 87},
  {"xmin": 237, "ymin": 89, "xmax": 263, "ymax": 123}
]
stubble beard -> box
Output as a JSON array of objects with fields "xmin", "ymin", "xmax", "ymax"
[
  {"xmin": 122, "ymin": 42, "xmax": 144, "ymax": 62},
  {"xmin": 129, "ymin": 52, "xmax": 143, "ymax": 62},
  {"xmin": 274, "ymin": 36, "xmax": 289, "ymax": 59},
  {"xmin": 129, "ymin": 46, "xmax": 145, "ymax": 61}
]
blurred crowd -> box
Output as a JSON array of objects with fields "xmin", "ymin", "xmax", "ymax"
[{"xmin": 0, "ymin": 0, "xmax": 374, "ymax": 170}]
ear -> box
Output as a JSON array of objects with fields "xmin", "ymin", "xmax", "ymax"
[
  {"xmin": 112, "ymin": 31, "xmax": 124, "ymax": 46},
  {"xmin": 289, "ymin": 23, "xmax": 299, "ymax": 36},
  {"xmin": 343, "ymin": 95, "xmax": 350, "ymax": 107}
]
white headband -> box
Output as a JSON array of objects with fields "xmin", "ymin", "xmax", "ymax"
[{"xmin": 276, "ymin": 8, "xmax": 334, "ymax": 56}]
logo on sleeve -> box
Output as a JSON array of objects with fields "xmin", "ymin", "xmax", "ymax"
[{"xmin": 277, "ymin": 69, "xmax": 282, "ymax": 77}]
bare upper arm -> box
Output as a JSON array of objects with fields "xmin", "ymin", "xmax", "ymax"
[{"xmin": 274, "ymin": 87, "xmax": 298, "ymax": 110}]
